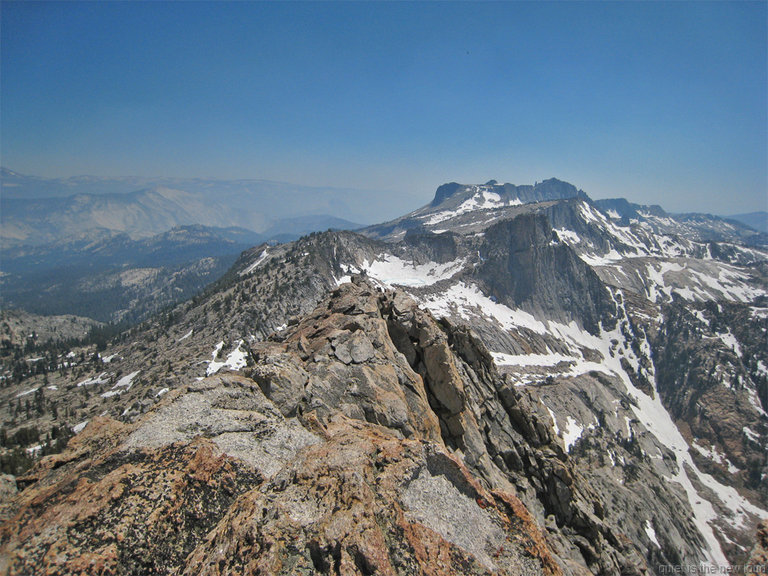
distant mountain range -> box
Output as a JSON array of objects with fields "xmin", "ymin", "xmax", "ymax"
[
  {"xmin": 0, "ymin": 167, "xmax": 371, "ymax": 247},
  {"xmin": 3, "ymin": 168, "xmax": 763, "ymax": 247},
  {"xmin": 728, "ymin": 211, "xmax": 768, "ymax": 234},
  {"xmin": 0, "ymin": 169, "xmax": 364, "ymax": 322},
  {"xmin": 0, "ymin": 220, "xmax": 361, "ymax": 323}
]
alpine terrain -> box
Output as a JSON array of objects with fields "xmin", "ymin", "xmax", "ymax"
[{"xmin": 1, "ymin": 178, "xmax": 766, "ymax": 575}]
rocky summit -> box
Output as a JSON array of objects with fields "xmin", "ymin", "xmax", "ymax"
[
  {"xmin": 1, "ymin": 179, "xmax": 767, "ymax": 575},
  {"xmin": 3, "ymin": 279, "xmax": 602, "ymax": 575}
]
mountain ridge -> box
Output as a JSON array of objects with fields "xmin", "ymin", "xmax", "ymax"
[
  {"xmin": 0, "ymin": 167, "xmax": 388, "ymax": 248},
  {"xmin": 726, "ymin": 211, "xmax": 768, "ymax": 234},
  {"xmin": 364, "ymin": 180, "xmax": 766, "ymax": 252}
]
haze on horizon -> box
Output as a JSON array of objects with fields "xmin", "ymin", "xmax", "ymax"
[{"xmin": 1, "ymin": 1, "xmax": 766, "ymax": 218}]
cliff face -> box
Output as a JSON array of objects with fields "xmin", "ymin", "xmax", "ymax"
[
  {"xmin": 652, "ymin": 300, "xmax": 768, "ymax": 498},
  {"xmin": 1, "ymin": 279, "xmax": 647, "ymax": 575},
  {"xmin": 474, "ymin": 213, "xmax": 616, "ymax": 334}
]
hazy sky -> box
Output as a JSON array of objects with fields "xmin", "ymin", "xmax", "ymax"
[{"xmin": 2, "ymin": 1, "xmax": 766, "ymax": 215}]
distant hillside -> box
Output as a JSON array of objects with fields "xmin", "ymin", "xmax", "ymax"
[
  {"xmin": 0, "ymin": 225, "xmax": 257, "ymax": 323},
  {"xmin": 0, "ymin": 168, "xmax": 380, "ymax": 247},
  {"xmin": 727, "ymin": 211, "xmax": 768, "ymax": 233}
]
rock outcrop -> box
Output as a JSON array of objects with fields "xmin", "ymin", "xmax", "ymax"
[
  {"xmin": 749, "ymin": 520, "xmax": 768, "ymax": 567},
  {"xmin": 1, "ymin": 278, "xmax": 653, "ymax": 575}
]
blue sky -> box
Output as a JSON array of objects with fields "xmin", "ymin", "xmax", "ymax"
[{"xmin": 1, "ymin": 1, "xmax": 766, "ymax": 215}]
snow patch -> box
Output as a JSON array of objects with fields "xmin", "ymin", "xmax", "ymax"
[
  {"xmin": 692, "ymin": 442, "xmax": 741, "ymax": 474},
  {"xmin": 716, "ymin": 331, "xmax": 742, "ymax": 357},
  {"xmin": 692, "ymin": 310, "xmax": 710, "ymax": 326},
  {"xmin": 578, "ymin": 249, "xmax": 623, "ymax": 266},
  {"xmin": 645, "ymin": 520, "xmax": 661, "ymax": 548},
  {"xmin": 240, "ymin": 249, "xmax": 269, "ymax": 275},
  {"xmin": 362, "ymin": 255, "xmax": 465, "ymax": 288},
  {"xmin": 644, "ymin": 261, "xmax": 685, "ymax": 303},
  {"xmin": 743, "ymin": 427, "xmax": 760, "ymax": 443},
  {"xmin": 77, "ymin": 372, "xmax": 110, "ymax": 387},
  {"xmin": 544, "ymin": 404, "xmax": 560, "ymax": 437},
  {"xmin": 178, "ymin": 329, "xmax": 193, "ymax": 342},
  {"xmin": 114, "ymin": 370, "xmax": 140, "ymax": 390},
  {"xmin": 491, "ymin": 351, "xmax": 574, "ymax": 367},
  {"xmin": 334, "ymin": 263, "xmax": 360, "ymax": 286},
  {"xmin": 101, "ymin": 370, "xmax": 140, "ymax": 398},
  {"xmin": 554, "ymin": 228, "xmax": 581, "ymax": 244},
  {"xmin": 207, "ymin": 340, "xmax": 248, "ymax": 376},
  {"xmin": 422, "ymin": 185, "xmax": 520, "ymax": 225},
  {"xmin": 563, "ymin": 416, "xmax": 584, "ymax": 452},
  {"xmin": 751, "ymin": 307, "xmax": 768, "ymax": 319},
  {"xmin": 419, "ymin": 282, "xmax": 547, "ymax": 334}
]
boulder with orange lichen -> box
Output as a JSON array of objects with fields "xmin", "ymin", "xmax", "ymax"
[{"xmin": 182, "ymin": 417, "xmax": 562, "ymax": 576}]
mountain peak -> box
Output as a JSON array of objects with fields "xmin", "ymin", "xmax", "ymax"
[
  {"xmin": 531, "ymin": 177, "xmax": 588, "ymax": 201},
  {"xmin": 430, "ymin": 178, "xmax": 588, "ymax": 208},
  {"xmin": 431, "ymin": 182, "xmax": 465, "ymax": 206}
]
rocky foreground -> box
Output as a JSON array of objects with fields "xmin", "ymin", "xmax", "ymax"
[{"xmin": 0, "ymin": 278, "xmax": 665, "ymax": 575}]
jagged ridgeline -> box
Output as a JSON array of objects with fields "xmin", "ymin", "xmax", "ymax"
[{"xmin": 1, "ymin": 179, "xmax": 767, "ymax": 574}]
